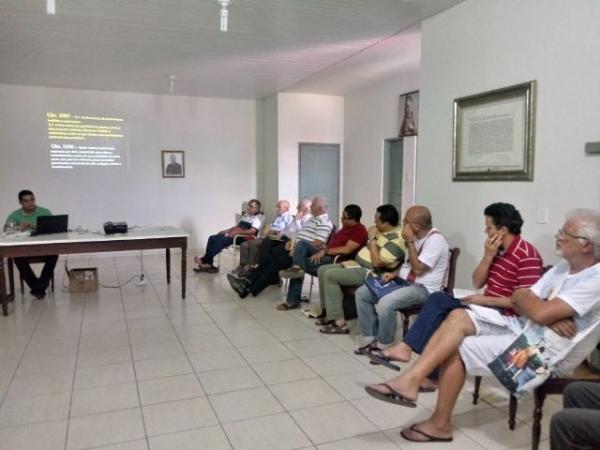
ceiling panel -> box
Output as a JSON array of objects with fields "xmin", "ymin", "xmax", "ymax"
[{"xmin": 0, "ymin": 0, "xmax": 463, "ymax": 98}]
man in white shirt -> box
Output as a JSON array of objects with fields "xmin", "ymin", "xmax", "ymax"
[
  {"xmin": 355, "ymin": 205, "xmax": 449, "ymax": 351},
  {"xmin": 194, "ymin": 199, "xmax": 264, "ymax": 273},
  {"xmin": 227, "ymin": 197, "xmax": 332, "ymax": 298},
  {"xmin": 364, "ymin": 209, "xmax": 600, "ymax": 444}
]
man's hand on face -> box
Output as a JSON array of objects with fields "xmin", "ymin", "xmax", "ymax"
[
  {"xmin": 484, "ymin": 234, "xmax": 502, "ymax": 258},
  {"xmin": 549, "ymin": 318, "xmax": 577, "ymax": 339},
  {"xmin": 401, "ymin": 223, "xmax": 416, "ymax": 242}
]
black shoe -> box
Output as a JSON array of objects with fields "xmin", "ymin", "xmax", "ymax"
[
  {"xmin": 30, "ymin": 290, "xmax": 46, "ymax": 300},
  {"xmin": 227, "ymin": 273, "xmax": 249, "ymax": 299}
]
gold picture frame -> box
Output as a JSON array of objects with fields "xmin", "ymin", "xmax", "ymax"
[{"xmin": 453, "ymin": 81, "xmax": 536, "ymax": 181}]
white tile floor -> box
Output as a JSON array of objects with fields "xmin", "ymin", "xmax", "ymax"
[{"xmin": 0, "ymin": 252, "xmax": 558, "ymax": 450}]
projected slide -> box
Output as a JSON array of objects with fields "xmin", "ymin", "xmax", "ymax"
[{"xmin": 47, "ymin": 112, "xmax": 127, "ymax": 169}]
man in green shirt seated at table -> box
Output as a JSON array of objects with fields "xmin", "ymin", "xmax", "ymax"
[{"xmin": 4, "ymin": 190, "xmax": 58, "ymax": 299}]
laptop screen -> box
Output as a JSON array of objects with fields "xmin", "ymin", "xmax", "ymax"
[{"xmin": 34, "ymin": 215, "xmax": 69, "ymax": 235}]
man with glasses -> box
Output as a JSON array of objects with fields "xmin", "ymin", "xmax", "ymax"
[
  {"xmin": 364, "ymin": 209, "xmax": 600, "ymax": 444},
  {"xmin": 355, "ymin": 205, "xmax": 449, "ymax": 352},
  {"xmin": 277, "ymin": 204, "xmax": 368, "ymax": 310}
]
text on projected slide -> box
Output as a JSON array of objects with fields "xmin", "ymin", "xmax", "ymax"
[{"xmin": 47, "ymin": 112, "xmax": 127, "ymax": 168}]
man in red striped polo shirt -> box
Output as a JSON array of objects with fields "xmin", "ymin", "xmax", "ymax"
[{"xmin": 364, "ymin": 203, "xmax": 543, "ymax": 383}]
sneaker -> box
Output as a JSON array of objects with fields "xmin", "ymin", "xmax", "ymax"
[
  {"xmin": 279, "ymin": 267, "xmax": 305, "ymax": 279},
  {"xmin": 226, "ymin": 273, "xmax": 249, "ymax": 299},
  {"xmin": 30, "ymin": 290, "xmax": 46, "ymax": 300},
  {"xmin": 276, "ymin": 303, "xmax": 300, "ymax": 311}
]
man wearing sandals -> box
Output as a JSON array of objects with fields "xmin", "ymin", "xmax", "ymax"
[
  {"xmin": 364, "ymin": 209, "xmax": 600, "ymax": 443},
  {"xmin": 277, "ymin": 204, "xmax": 368, "ymax": 311},
  {"xmin": 366, "ymin": 203, "xmax": 543, "ymax": 391},
  {"xmin": 194, "ymin": 199, "xmax": 264, "ymax": 273},
  {"xmin": 318, "ymin": 204, "xmax": 406, "ymax": 334},
  {"xmin": 354, "ymin": 205, "xmax": 449, "ymax": 352}
]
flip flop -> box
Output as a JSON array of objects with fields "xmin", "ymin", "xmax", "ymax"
[
  {"xmin": 418, "ymin": 385, "xmax": 437, "ymax": 393},
  {"xmin": 319, "ymin": 323, "xmax": 349, "ymax": 334},
  {"xmin": 354, "ymin": 341, "xmax": 380, "ymax": 356},
  {"xmin": 400, "ymin": 424, "xmax": 453, "ymax": 442},
  {"xmin": 366, "ymin": 349, "xmax": 402, "ymax": 371},
  {"xmin": 364, "ymin": 383, "xmax": 417, "ymax": 408}
]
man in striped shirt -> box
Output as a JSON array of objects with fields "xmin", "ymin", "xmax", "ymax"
[
  {"xmin": 368, "ymin": 203, "xmax": 543, "ymax": 387},
  {"xmin": 317, "ymin": 204, "xmax": 406, "ymax": 334}
]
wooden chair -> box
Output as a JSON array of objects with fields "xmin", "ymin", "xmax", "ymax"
[
  {"xmin": 530, "ymin": 360, "xmax": 600, "ymax": 450},
  {"xmin": 398, "ymin": 247, "xmax": 461, "ymax": 336},
  {"xmin": 16, "ymin": 256, "xmax": 55, "ymax": 294}
]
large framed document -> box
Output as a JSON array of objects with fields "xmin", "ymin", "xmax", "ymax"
[{"xmin": 453, "ymin": 81, "xmax": 536, "ymax": 181}]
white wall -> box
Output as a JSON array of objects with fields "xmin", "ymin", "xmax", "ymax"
[
  {"xmin": 256, "ymin": 95, "xmax": 279, "ymax": 218},
  {"xmin": 0, "ymin": 85, "xmax": 257, "ymax": 249},
  {"xmin": 418, "ymin": 0, "xmax": 600, "ymax": 287},
  {"xmin": 343, "ymin": 71, "xmax": 420, "ymax": 224},
  {"xmin": 277, "ymin": 93, "xmax": 344, "ymax": 209}
]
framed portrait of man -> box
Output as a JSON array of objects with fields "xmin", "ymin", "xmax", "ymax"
[{"xmin": 161, "ymin": 150, "xmax": 185, "ymax": 178}]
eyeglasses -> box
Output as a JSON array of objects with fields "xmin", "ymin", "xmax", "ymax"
[{"xmin": 557, "ymin": 228, "xmax": 589, "ymax": 241}]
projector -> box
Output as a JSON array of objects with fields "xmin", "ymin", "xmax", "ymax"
[{"xmin": 103, "ymin": 221, "xmax": 128, "ymax": 234}]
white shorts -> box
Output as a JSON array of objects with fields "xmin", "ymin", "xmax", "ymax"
[{"xmin": 459, "ymin": 310, "xmax": 521, "ymax": 376}]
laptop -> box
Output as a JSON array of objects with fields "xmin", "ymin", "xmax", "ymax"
[{"xmin": 31, "ymin": 215, "xmax": 69, "ymax": 236}]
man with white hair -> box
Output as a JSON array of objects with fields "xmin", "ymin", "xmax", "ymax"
[
  {"xmin": 227, "ymin": 197, "xmax": 331, "ymax": 298},
  {"xmin": 232, "ymin": 199, "xmax": 293, "ymax": 277},
  {"xmin": 365, "ymin": 209, "xmax": 600, "ymax": 444}
]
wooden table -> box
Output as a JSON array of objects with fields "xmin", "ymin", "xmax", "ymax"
[{"xmin": 0, "ymin": 226, "xmax": 188, "ymax": 316}]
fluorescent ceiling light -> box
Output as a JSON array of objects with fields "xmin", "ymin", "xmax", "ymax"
[
  {"xmin": 47, "ymin": 0, "xmax": 56, "ymax": 15},
  {"xmin": 219, "ymin": 0, "xmax": 230, "ymax": 32}
]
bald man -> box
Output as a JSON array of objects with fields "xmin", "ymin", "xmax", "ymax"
[{"xmin": 355, "ymin": 205, "xmax": 449, "ymax": 351}]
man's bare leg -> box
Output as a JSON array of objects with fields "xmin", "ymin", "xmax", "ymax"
[
  {"xmin": 368, "ymin": 309, "xmax": 475, "ymax": 401},
  {"xmin": 402, "ymin": 351, "xmax": 465, "ymax": 441}
]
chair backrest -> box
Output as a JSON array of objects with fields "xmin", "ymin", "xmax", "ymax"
[
  {"xmin": 442, "ymin": 247, "xmax": 461, "ymax": 294},
  {"xmin": 326, "ymin": 224, "xmax": 337, "ymax": 245}
]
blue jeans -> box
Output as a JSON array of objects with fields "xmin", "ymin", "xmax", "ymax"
[
  {"xmin": 286, "ymin": 255, "xmax": 334, "ymax": 306},
  {"xmin": 201, "ymin": 234, "xmax": 244, "ymax": 265},
  {"xmin": 291, "ymin": 240, "xmax": 320, "ymax": 268},
  {"xmin": 403, "ymin": 291, "xmax": 462, "ymax": 353},
  {"xmin": 356, "ymin": 282, "xmax": 429, "ymax": 346}
]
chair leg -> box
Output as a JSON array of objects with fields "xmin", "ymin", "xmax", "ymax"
[
  {"xmin": 473, "ymin": 376, "xmax": 482, "ymax": 404},
  {"xmin": 19, "ymin": 274, "xmax": 24, "ymax": 294},
  {"xmin": 402, "ymin": 314, "xmax": 410, "ymax": 337},
  {"xmin": 532, "ymin": 388, "xmax": 546, "ymax": 450},
  {"xmin": 508, "ymin": 394, "xmax": 518, "ymax": 430}
]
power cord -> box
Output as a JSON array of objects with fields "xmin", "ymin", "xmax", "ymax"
[{"xmin": 61, "ymin": 251, "xmax": 147, "ymax": 290}]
